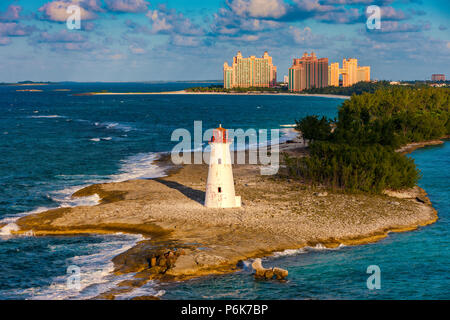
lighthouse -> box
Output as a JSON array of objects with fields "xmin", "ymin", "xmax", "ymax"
[{"xmin": 205, "ymin": 125, "xmax": 241, "ymax": 208}]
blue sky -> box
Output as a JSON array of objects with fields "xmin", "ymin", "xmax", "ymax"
[{"xmin": 0, "ymin": 0, "xmax": 448, "ymax": 82}]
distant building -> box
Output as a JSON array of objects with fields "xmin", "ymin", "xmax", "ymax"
[
  {"xmin": 223, "ymin": 51, "xmax": 277, "ymax": 89},
  {"xmin": 341, "ymin": 58, "xmax": 358, "ymax": 87},
  {"xmin": 432, "ymin": 74, "xmax": 446, "ymax": 81},
  {"xmin": 328, "ymin": 58, "xmax": 371, "ymax": 87},
  {"xmin": 288, "ymin": 52, "xmax": 328, "ymax": 92},
  {"xmin": 357, "ymin": 66, "xmax": 371, "ymax": 83},
  {"xmin": 328, "ymin": 62, "xmax": 339, "ymax": 87},
  {"xmin": 283, "ymin": 75, "xmax": 289, "ymax": 84}
]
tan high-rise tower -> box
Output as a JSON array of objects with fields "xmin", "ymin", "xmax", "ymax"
[
  {"xmin": 223, "ymin": 51, "xmax": 277, "ymax": 89},
  {"xmin": 288, "ymin": 52, "xmax": 328, "ymax": 92},
  {"xmin": 328, "ymin": 62, "xmax": 340, "ymax": 87},
  {"xmin": 331, "ymin": 58, "xmax": 370, "ymax": 87},
  {"xmin": 341, "ymin": 58, "xmax": 358, "ymax": 87}
]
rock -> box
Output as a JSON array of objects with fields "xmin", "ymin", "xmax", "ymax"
[
  {"xmin": 194, "ymin": 253, "xmax": 226, "ymax": 267},
  {"xmin": 131, "ymin": 296, "xmax": 161, "ymax": 300},
  {"xmin": 169, "ymin": 254, "xmax": 179, "ymax": 268},
  {"xmin": 264, "ymin": 269, "xmax": 275, "ymax": 279},
  {"xmin": 251, "ymin": 258, "xmax": 288, "ymax": 280},
  {"xmin": 157, "ymin": 257, "xmax": 167, "ymax": 267},
  {"xmin": 149, "ymin": 266, "xmax": 166, "ymax": 274},
  {"xmin": 416, "ymin": 196, "xmax": 429, "ymax": 204},
  {"xmin": 176, "ymin": 249, "xmax": 186, "ymax": 256},
  {"xmin": 273, "ymin": 267, "xmax": 289, "ymax": 280},
  {"xmin": 313, "ymin": 192, "xmax": 328, "ymax": 197},
  {"xmin": 167, "ymin": 255, "xmax": 199, "ymax": 276},
  {"xmin": 383, "ymin": 186, "xmax": 422, "ymax": 199},
  {"xmin": 236, "ymin": 260, "xmax": 245, "ymax": 269}
]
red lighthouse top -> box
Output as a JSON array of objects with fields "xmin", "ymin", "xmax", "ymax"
[{"xmin": 210, "ymin": 124, "xmax": 228, "ymax": 143}]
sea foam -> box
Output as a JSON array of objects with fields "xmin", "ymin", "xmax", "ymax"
[
  {"xmin": 18, "ymin": 234, "xmax": 145, "ymax": 300},
  {"xmin": 0, "ymin": 150, "xmax": 168, "ymax": 299},
  {"xmin": 272, "ymin": 244, "xmax": 347, "ymax": 257}
]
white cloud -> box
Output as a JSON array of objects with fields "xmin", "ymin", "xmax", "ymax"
[
  {"xmin": 147, "ymin": 10, "xmax": 173, "ymax": 33},
  {"xmin": 39, "ymin": 1, "xmax": 98, "ymax": 22},
  {"xmin": 105, "ymin": 0, "xmax": 149, "ymax": 13},
  {"xmin": 146, "ymin": 8, "xmax": 204, "ymax": 36},
  {"xmin": 290, "ymin": 26, "xmax": 313, "ymax": 43},
  {"xmin": 171, "ymin": 35, "xmax": 201, "ymax": 47},
  {"xmin": 229, "ymin": 0, "xmax": 287, "ymax": 19}
]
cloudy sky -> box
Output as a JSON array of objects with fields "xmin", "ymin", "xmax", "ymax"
[{"xmin": 0, "ymin": 0, "xmax": 448, "ymax": 82}]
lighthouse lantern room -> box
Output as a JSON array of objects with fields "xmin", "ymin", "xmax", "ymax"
[{"xmin": 204, "ymin": 125, "xmax": 241, "ymax": 208}]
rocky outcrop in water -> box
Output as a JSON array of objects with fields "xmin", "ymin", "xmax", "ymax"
[{"xmin": 252, "ymin": 258, "xmax": 288, "ymax": 280}]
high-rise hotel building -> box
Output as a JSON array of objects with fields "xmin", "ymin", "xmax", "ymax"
[
  {"xmin": 288, "ymin": 52, "xmax": 328, "ymax": 92},
  {"xmin": 328, "ymin": 58, "xmax": 371, "ymax": 87},
  {"xmin": 431, "ymin": 74, "xmax": 446, "ymax": 81},
  {"xmin": 328, "ymin": 62, "xmax": 340, "ymax": 87},
  {"xmin": 223, "ymin": 51, "xmax": 277, "ymax": 89}
]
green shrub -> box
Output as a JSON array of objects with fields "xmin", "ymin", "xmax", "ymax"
[
  {"xmin": 289, "ymin": 87, "xmax": 449, "ymax": 192},
  {"xmin": 285, "ymin": 142, "xmax": 419, "ymax": 193},
  {"xmin": 295, "ymin": 115, "xmax": 332, "ymax": 144}
]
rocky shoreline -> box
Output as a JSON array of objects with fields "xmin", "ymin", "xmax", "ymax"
[
  {"xmin": 5, "ymin": 137, "xmax": 441, "ymax": 299},
  {"xmin": 396, "ymin": 136, "xmax": 449, "ymax": 154}
]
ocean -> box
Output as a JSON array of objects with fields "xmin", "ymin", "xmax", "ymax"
[{"xmin": 0, "ymin": 82, "xmax": 448, "ymax": 300}]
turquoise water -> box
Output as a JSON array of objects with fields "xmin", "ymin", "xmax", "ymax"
[
  {"xmin": 162, "ymin": 141, "xmax": 450, "ymax": 300},
  {"xmin": 0, "ymin": 83, "xmax": 343, "ymax": 299}
]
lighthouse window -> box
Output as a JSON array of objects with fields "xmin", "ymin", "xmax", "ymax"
[
  {"xmin": 218, "ymin": 187, "xmax": 222, "ymax": 193},
  {"xmin": 218, "ymin": 158, "xmax": 222, "ymax": 164}
]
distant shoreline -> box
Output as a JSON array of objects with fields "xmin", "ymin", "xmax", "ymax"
[{"xmin": 76, "ymin": 90, "xmax": 351, "ymax": 99}]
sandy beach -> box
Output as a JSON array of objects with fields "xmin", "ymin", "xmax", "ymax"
[
  {"xmin": 76, "ymin": 90, "xmax": 351, "ymax": 99},
  {"xmin": 7, "ymin": 137, "xmax": 439, "ymax": 299}
]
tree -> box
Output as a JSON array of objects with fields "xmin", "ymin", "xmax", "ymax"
[
  {"xmin": 295, "ymin": 115, "xmax": 332, "ymax": 144},
  {"xmin": 286, "ymin": 86, "xmax": 449, "ymax": 193}
]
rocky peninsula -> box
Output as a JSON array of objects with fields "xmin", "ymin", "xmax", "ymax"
[{"xmin": 5, "ymin": 139, "xmax": 439, "ymax": 299}]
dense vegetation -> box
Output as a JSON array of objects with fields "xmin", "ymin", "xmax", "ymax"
[
  {"xmin": 302, "ymin": 81, "xmax": 393, "ymax": 96},
  {"xmin": 285, "ymin": 87, "xmax": 450, "ymax": 193},
  {"xmin": 295, "ymin": 116, "xmax": 332, "ymax": 144}
]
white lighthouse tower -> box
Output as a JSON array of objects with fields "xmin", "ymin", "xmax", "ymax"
[{"xmin": 205, "ymin": 125, "xmax": 241, "ymax": 208}]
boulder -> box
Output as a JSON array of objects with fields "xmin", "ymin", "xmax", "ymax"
[
  {"xmin": 251, "ymin": 258, "xmax": 288, "ymax": 280},
  {"xmin": 273, "ymin": 267, "xmax": 289, "ymax": 280},
  {"xmin": 166, "ymin": 255, "xmax": 199, "ymax": 276},
  {"xmin": 157, "ymin": 257, "xmax": 167, "ymax": 267}
]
